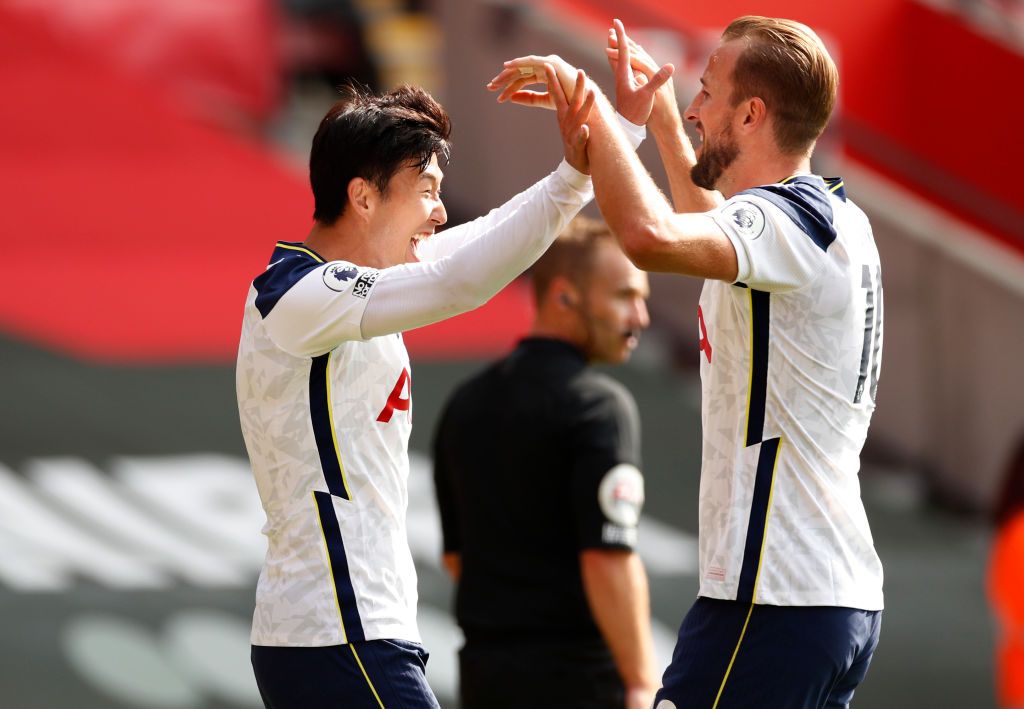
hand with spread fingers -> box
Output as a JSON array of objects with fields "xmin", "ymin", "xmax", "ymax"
[
  {"xmin": 605, "ymin": 18, "xmax": 718, "ymax": 213},
  {"xmin": 603, "ymin": 19, "xmax": 674, "ymax": 127},
  {"xmin": 545, "ymin": 65, "xmax": 596, "ymax": 175}
]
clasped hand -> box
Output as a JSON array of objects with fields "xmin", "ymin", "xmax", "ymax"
[
  {"xmin": 487, "ymin": 20, "xmax": 674, "ymax": 173},
  {"xmin": 488, "ymin": 57, "xmax": 595, "ymax": 174}
]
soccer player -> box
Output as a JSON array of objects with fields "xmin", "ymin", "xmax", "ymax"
[
  {"xmin": 235, "ymin": 78, "xmax": 600, "ymax": 708},
  {"xmin": 492, "ymin": 15, "xmax": 885, "ymax": 708},
  {"xmin": 433, "ymin": 216, "xmax": 656, "ymax": 709}
]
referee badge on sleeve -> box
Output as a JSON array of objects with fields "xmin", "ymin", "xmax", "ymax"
[
  {"xmin": 598, "ymin": 464, "xmax": 644, "ymax": 528},
  {"xmin": 724, "ymin": 201, "xmax": 766, "ymax": 240}
]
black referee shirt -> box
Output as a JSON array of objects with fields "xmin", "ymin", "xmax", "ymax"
[{"xmin": 432, "ymin": 337, "xmax": 643, "ymax": 643}]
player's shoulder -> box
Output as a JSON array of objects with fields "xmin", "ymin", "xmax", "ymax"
[
  {"xmin": 252, "ymin": 241, "xmax": 379, "ymax": 320},
  {"xmin": 732, "ymin": 175, "xmax": 846, "ymax": 253},
  {"xmin": 251, "ymin": 242, "xmax": 324, "ymax": 316}
]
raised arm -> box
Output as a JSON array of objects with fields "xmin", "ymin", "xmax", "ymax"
[
  {"xmin": 586, "ymin": 92, "xmax": 737, "ymax": 278},
  {"xmin": 359, "ymin": 71, "xmax": 595, "ymax": 339},
  {"xmin": 606, "ymin": 22, "xmax": 722, "ymax": 214},
  {"xmin": 490, "ymin": 52, "xmax": 737, "ymax": 280},
  {"xmin": 261, "ymin": 75, "xmax": 595, "ymax": 357}
]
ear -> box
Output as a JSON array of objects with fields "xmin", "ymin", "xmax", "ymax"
[
  {"xmin": 550, "ymin": 276, "xmax": 580, "ymax": 310},
  {"xmin": 739, "ymin": 96, "xmax": 767, "ymax": 132},
  {"xmin": 347, "ymin": 177, "xmax": 377, "ymax": 221}
]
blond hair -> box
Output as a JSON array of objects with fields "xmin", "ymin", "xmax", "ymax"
[{"xmin": 723, "ymin": 16, "xmax": 838, "ymax": 155}]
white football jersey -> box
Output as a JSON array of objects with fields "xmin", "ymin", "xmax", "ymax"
[
  {"xmin": 697, "ymin": 175, "xmax": 884, "ymax": 610},
  {"xmin": 238, "ymin": 244, "xmax": 419, "ymax": 645}
]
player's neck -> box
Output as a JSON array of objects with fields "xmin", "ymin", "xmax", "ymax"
[
  {"xmin": 531, "ymin": 312, "xmax": 589, "ymax": 359},
  {"xmin": 718, "ymin": 150, "xmax": 812, "ymax": 198},
  {"xmin": 304, "ymin": 219, "xmax": 393, "ymax": 268}
]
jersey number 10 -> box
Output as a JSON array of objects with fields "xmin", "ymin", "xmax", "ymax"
[{"xmin": 854, "ymin": 264, "xmax": 882, "ymax": 405}]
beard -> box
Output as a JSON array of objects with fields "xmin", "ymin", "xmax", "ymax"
[{"xmin": 691, "ymin": 125, "xmax": 740, "ymax": 191}]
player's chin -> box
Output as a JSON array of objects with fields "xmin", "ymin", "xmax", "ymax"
[
  {"xmin": 405, "ymin": 242, "xmax": 421, "ymax": 264},
  {"xmin": 605, "ymin": 342, "xmax": 634, "ymax": 365},
  {"xmin": 619, "ymin": 334, "xmax": 640, "ymax": 361}
]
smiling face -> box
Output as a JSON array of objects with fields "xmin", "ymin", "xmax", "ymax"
[
  {"xmin": 685, "ymin": 40, "xmax": 745, "ymax": 191},
  {"xmin": 374, "ymin": 152, "xmax": 448, "ymax": 265},
  {"xmin": 577, "ymin": 241, "xmax": 651, "ymax": 364}
]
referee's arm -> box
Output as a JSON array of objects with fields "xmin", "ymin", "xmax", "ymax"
[
  {"xmin": 433, "ymin": 399, "xmax": 463, "ymax": 582},
  {"xmin": 581, "ymin": 548, "xmax": 656, "ymax": 708},
  {"xmin": 572, "ymin": 379, "xmax": 657, "ymax": 708},
  {"xmin": 442, "ymin": 552, "xmax": 461, "ymax": 581}
]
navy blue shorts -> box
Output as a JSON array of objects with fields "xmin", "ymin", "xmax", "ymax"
[
  {"xmin": 655, "ymin": 597, "xmax": 881, "ymax": 709},
  {"xmin": 251, "ymin": 639, "xmax": 440, "ymax": 709}
]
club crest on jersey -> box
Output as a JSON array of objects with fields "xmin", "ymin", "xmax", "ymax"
[
  {"xmin": 726, "ymin": 201, "xmax": 765, "ymax": 240},
  {"xmin": 323, "ymin": 263, "xmax": 359, "ymax": 292},
  {"xmin": 598, "ymin": 463, "xmax": 644, "ymax": 528}
]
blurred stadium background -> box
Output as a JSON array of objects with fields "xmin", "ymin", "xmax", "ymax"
[{"xmin": 1, "ymin": 0, "xmax": 1021, "ymax": 706}]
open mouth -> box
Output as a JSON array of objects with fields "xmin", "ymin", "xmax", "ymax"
[{"xmin": 408, "ymin": 232, "xmax": 432, "ymax": 261}]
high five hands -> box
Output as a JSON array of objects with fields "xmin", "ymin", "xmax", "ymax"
[
  {"xmin": 487, "ymin": 18, "xmax": 674, "ymax": 155},
  {"xmin": 605, "ymin": 19, "xmax": 676, "ymax": 127},
  {"xmin": 488, "ymin": 58, "xmax": 595, "ymax": 173}
]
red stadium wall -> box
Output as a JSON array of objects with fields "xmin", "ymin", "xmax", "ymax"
[{"xmin": 0, "ymin": 6, "xmax": 534, "ymax": 364}]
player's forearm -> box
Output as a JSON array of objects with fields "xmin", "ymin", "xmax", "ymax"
[
  {"xmin": 418, "ymin": 168, "xmax": 555, "ymax": 260},
  {"xmin": 586, "ymin": 93, "xmax": 738, "ymax": 280},
  {"xmin": 442, "ymin": 552, "xmax": 461, "ymax": 582},
  {"xmin": 649, "ymin": 96, "xmax": 722, "ymax": 214},
  {"xmin": 586, "ymin": 94, "xmax": 677, "ymax": 271},
  {"xmin": 580, "ymin": 550, "xmax": 657, "ymax": 692}
]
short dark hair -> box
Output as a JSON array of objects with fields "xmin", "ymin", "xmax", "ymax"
[
  {"xmin": 530, "ymin": 216, "xmax": 618, "ymax": 302},
  {"xmin": 310, "ymin": 83, "xmax": 452, "ymax": 225},
  {"xmin": 722, "ymin": 16, "xmax": 838, "ymax": 155}
]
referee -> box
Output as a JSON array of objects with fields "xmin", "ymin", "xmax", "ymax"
[{"xmin": 432, "ymin": 216, "xmax": 656, "ymax": 709}]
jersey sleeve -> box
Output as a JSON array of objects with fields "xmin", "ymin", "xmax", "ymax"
[
  {"xmin": 360, "ymin": 161, "xmax": 592, "ymax": 338},
  {"xmin": 710, "ymin": 192, "xmax": 833, "ymax": 292},
  {"xmin": 569, "ymin": 377, "xmax": 645, "ymax": 551},
  {"xmin": 417, "ymin": 161, "xmax": 587, "ymax": 261},
  {"xmin": 258, "ymin": 259, "xmax": 379, "ymax": 357},
  {"xmin": 418, "ymin": 117, "xmax": 640, "ymax": 262}
]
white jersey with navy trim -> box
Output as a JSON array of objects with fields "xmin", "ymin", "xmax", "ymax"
[
  {"xmin": 239, "ymin": 243, "xmax": 418, "ymax": 646},
  {"xmin": 237, "ymin": 161, "xmax": 595, "ymax": 646},
  {"xmin": 696, "ymin": 175, "xmax": 884, "ymax": 610}
]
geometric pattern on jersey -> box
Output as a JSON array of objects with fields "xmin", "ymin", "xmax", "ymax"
[
  {"xmin": 238, "ymin": 242, "xmax": 419, "ymax": 646},
  {"xmin": 699, "ymin": 174, "xmax": 884, "ymax": 610}
]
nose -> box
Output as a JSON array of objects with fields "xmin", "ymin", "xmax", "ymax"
[
  {"xmin": 634, "ymin": 298, "xmax": 650, "ymax": 331},
  {"xmin": 683, "ymin": 93, "xmax": 701, "ymax": 124},
  {"xmin": 432, "ymin": 199, "xmax": 448, "ymax": 227}
]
